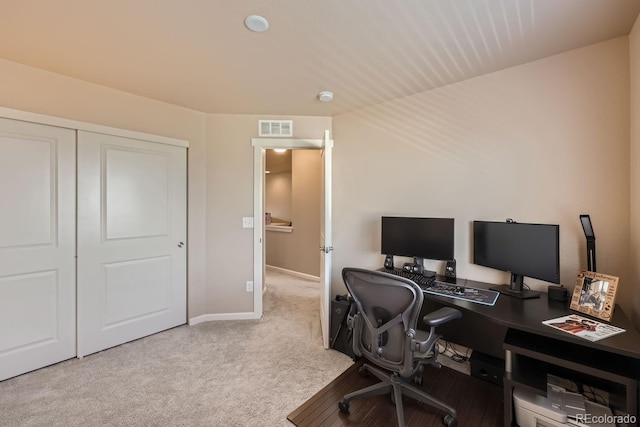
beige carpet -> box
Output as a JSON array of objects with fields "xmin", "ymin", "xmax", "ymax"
[{"xmin": 0, "ymin": 270, "xmax": 354, "ymax": 427}]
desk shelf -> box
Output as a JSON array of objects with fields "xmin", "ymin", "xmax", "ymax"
[
  {"xmin": 504, "ymin": 329, "xmax": 638, "ymax": 427},
  {"xmin": 504, "ymin": 355, "xmax": 547, "ymax": 393}
]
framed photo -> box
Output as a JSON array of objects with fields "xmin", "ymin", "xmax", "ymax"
[{"xmin": 570, "ymin": 271, "xmax": 619, "ymax": 321}]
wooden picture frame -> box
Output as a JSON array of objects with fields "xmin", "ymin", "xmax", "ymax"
[{"xmin": 570, "ymin": 271, "xmax": 619, "ymax": 321}]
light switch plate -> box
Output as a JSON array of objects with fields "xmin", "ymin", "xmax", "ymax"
[{"xmin": 242, "ymin": 217, "xmax": 254, "ymax": 228}]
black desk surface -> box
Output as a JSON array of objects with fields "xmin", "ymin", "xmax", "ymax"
[{"xmin": 424, "ymin": 276, "xmax": 640, "ymax": 361}]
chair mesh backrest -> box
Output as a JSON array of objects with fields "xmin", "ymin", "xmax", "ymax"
[{"xmin": 342, "ymin": 268, "xmax": 424, "ymax": 375}]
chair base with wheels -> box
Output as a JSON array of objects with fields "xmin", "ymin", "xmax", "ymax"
[
  {"xmin": 338, "ymin": 360, "xmax": 458, "ymax": 427},
  {"xmin": 336, "ymin": 268, "xmax": 461, "ymax": 427}
]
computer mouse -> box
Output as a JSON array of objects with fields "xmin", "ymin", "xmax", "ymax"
[{"xmin": 454, "ymin": 286, "xmax": 465, "ymax": 295}]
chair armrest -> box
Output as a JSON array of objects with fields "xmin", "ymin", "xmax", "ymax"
[
  {"xmin": 423, "ymin": 307, "xmax": 461, "ymax": 327},
  {"xmin": 414, "ymin": 308, "xmax": 462, "ymax": 354}
]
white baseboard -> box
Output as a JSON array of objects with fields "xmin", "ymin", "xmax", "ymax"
[
  {"xmin": 188, "ymin": 266, "xmax": 319, "ymax": 326},
  {"xmin": 189, "ymin": 311, "xmax": 261, "ymax": 325},
  {"xmin": 266, "ymin": 265, "xmax": 320, "ymax": 282}
]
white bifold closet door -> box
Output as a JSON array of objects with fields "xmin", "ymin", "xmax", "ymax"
[
  {"xmin": 0, "ymin": 118, "xmax": 76, "ymax": 381},
  {"xmin": 77, "ymin": 131, "xmax": 186, "ymax": 357}
]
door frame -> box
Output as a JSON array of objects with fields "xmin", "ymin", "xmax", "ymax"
[
  {"xmin": 0, "ymin": 107, "xmax": 188, "ymax": 149},
  {"xmin": 251, "ymin": 131, "xmax": 332, "ymax": 322}
]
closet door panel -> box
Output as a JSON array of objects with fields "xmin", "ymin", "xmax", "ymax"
[
  {"xmin": 0, "ymin": 118, "xmax": 76, "ymax": 380},
  {"xmin": 77, "ymin": 131, "xmax": 186, "ymax": 357}
]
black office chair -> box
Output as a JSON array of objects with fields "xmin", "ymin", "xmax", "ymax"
[{"xmin": 338, "ymin": 268, "xmax": 462, "ymax": 427}]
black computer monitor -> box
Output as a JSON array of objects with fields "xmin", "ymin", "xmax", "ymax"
[
  {"xmin": 381, "ymin": 216, "xmax": 455, "ymax": 263},
  {"xmin": 473, "ymin": 220, "xmax": 560, "ymax": 299}
]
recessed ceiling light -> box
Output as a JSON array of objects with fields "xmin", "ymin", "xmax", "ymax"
[
  {"xmin": 318, "ymin": 91, "xmax": 334, "ymax": 102},
  {"xmin": 273, "ymin": 148, "xmax": 287, "ymax": 153},
  {"xmin": 245, "ymin": 15, "xmax": 269, "ymax": 32}
]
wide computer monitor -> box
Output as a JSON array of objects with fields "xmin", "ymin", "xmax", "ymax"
[
  {"xmin": 473, "ymin": 220, "xmax": 560, "ymax": 299},
  {"xmin": 381, "ymin": 216, "xmax": 455, "ymax": 263}
]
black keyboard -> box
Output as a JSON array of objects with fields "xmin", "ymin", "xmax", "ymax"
[
  {"xmin": 380, "ymin": 268, "xmax": 499, "ymax": 306},
  {"xmin": 380, "ymin": 268, "xmax": 436, "ymax": 288}
]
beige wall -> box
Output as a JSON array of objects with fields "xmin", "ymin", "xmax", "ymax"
[
  {"xmin": 205, "ymin": 115, "xmax": 330, "ymax": 314},
  {"xmin": 630, "ymin": 16, "xmax": 640, "ymax": 329},
  {"xmin": 265, "ymin": 172, "xmax": 292, "ymax": 221},
  {"xmin": 266, "ymin": 150, "xmax": 322, "ymax": 276},
  {"xmin": 0, "ymin": 58, "xmax": 210, "ymax": 319},
  {"xmin": 332, "ymin": 38, "xmax": 633, "ymax": 317},
  {"xmin": 0, "ymin": 58, "xmax": 331, "ymax": 318},
  {"xmin": 1, "ymin": 34, "xmax": 637, "ymax": 327}
]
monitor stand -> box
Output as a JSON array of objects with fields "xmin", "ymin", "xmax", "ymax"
[
  {"xmin": 490, "ymin": 284, "xmax": 541, "ymax": 300},
  {"xmin": 490, "ymin": 273, "xmax": 541, "ymax": 299}
]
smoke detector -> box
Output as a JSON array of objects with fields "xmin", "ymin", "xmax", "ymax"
[
  {"xmin": 245, "ymin": 15, "xmax": 269, "ymax": 32},
  {"xmin": 318, "ymin": 91, "xmax": 334, "ymax": 102}
]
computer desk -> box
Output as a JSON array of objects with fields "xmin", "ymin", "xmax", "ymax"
[{"xmin": 418, "ymin": 276, "xmax": 640, "ymax": 427}]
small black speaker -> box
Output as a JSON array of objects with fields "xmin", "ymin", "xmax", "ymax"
[
  {"xmin": 548, "ymin": 285, "xmax": 569, "ymax": 302},
  {"xmin": 384, "ymin": 254, "xmax": 394, "ymax": 270},
  {"xmin": 445, "ymin": 259, "xmax": 456, "ymax": 279},
  {"xmin": 402, "ymin": 263, "xmax": 413, "ymax": 273},
  {"xmin": 411, "ymin": 263, "xmax": 423, "ymax": 274}
]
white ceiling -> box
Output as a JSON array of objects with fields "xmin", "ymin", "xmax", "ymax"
[{"xmin": 1, "ymin": 0, "xmax": 639, "ymax": 116}]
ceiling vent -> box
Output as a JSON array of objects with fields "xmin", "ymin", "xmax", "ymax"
[{"xmin": 259, "ymin": 120, "xmax": 293, "ymax": 137}]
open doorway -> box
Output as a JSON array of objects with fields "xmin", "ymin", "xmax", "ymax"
[
  {"xmin": 251, "ymin": 132, "xmax": 333, "ymax": 348},
  {"xmin": 264, "ymin": 148, "xmax": 321, "ymax": 280}
]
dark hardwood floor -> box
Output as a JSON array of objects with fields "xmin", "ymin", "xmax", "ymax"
[{"xmin": 288, "ymin": 358, "xmax": 503, "ymax": 427}]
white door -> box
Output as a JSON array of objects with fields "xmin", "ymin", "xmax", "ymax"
[
  {"xmin": 319, "ymin": 134, "xmax": 333, "ymax": 349},
  {"xmin": 0, "ymin": 118, "xmax": 76, "ymax": 380},
  {"xmin": 77, "ymin": 131, "xmax": 186, "ymax": 357}
]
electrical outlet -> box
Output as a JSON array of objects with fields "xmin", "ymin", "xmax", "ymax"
[{"xmin": 246, "ymin": 281, "xmax": 254, "ymax": 292}]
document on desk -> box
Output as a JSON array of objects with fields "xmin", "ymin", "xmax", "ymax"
[{"xmin": 542, "ymin": 314, "xmax": 625, "ymax": 342}]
